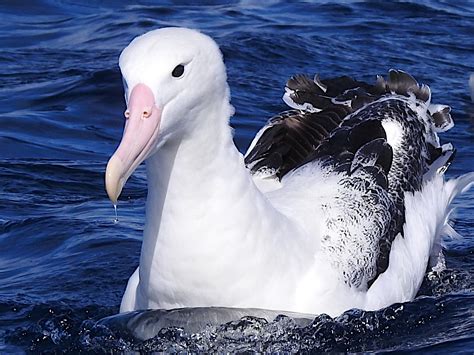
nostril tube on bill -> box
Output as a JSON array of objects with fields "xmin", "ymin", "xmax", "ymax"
[{"xmin": 143, "ymin": 106, "xmax": 152, "ymax": 118}]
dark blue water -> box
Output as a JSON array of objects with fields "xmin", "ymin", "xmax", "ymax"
[{"xmin": 1, "ymin": 0, "xmax": 473, "ymax": 352}]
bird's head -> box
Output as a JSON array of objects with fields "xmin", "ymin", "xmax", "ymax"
[{"xmin": 105, "ymin": 27, "xmax": 229, "ymax": 204}]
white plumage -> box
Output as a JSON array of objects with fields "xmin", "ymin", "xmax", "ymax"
[{"xmin": 104, "ymin": 27, "xmax": 474, "ymax": 317}]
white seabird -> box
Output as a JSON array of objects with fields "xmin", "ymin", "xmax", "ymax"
[{"xmin": 105, "ymin": 27, "xmax": 474, "ymax": 317}]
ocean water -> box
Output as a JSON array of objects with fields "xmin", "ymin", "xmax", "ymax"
[{"xmin": 1, "ymin": 0, "xmax": 474, "ymax": 352}]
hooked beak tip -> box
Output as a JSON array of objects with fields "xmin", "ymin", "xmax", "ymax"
[{"xmin": 105, "ymin": 155, "xmax": 125, "ymax": 205}]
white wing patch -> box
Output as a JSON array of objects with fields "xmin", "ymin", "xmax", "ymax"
[{"xmin": 381, "ymin": 120, "xmax": 404, "ymax": 151}]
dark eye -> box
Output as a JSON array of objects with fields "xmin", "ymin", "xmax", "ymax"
[{"xmin": 172, "ymin": 64, "xmax": 184, "ymax": 78}]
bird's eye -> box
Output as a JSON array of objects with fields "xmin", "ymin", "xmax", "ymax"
[{"xmin": 172, "ymin": 64, "xmax": 185, "ymax": 78}]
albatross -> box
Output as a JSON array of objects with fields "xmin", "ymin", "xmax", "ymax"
[{"xmin": 105, "ymin": 27, "xmax": 474, "ymax": 317}]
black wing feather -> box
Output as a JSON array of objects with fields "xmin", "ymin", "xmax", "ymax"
[{"xmin": 245, "ymin": 106, "xmax": 351, "ymax": 178}]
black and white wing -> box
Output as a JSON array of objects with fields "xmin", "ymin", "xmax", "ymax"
[
  {"xmin": 246, "ymin": 69, "xmax": 457, "ymax": 290},
  {"xmin": 245, "ymin": 70, "xmax": 454, "ymax": 182}
]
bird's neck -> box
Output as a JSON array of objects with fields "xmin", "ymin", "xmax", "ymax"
[{"xmin": 136, "ymin": 100, "xmax": 310, "ymax": 310}]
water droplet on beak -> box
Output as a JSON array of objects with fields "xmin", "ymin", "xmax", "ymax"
[{"xmin": 113, "ymin": 204, "xmax": 119, "ymax": 224}]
